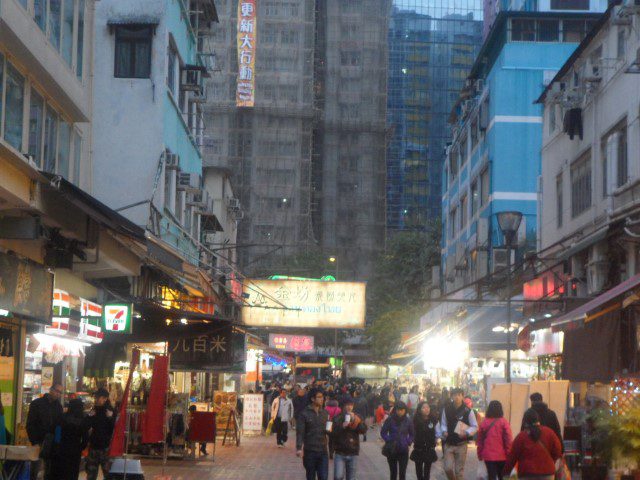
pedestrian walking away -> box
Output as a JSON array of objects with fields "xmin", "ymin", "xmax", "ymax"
[
  {"xmin": 476, "ymin": 401, "xmax": 512, "ymax": 480},
  {"xmin": 325, "ymin": 394, "xmax": 341, "ymax": 459},
  {"xmin": 437, "ymin": 387, "xmax": 478, "ymax": 480},
  {"xmin": 296, "ymin": 388, "xmax": 330, "ymax": 480},
  {"xmin": 271, "ymin": 388, "xmax": 294, "ymax": 447},
  {"xmin": 522, "ymin": 393, "xmax": 563, "ymax": 447},
  {"xmin": 504, "ymin": 408, "xmax": 562, "ymax": 480},
  {"xmin": 293, "ymin": 386, "xmax": 309, "ymax": 429},
  {"xmin": 50, "ymin": 398, "xmax": 89, "ymax": 480},
  {"xmin": 411, "ymin": 401, "xmax": 438, "ymax": 480},
  {"xmin": 332, "ymin": 396, "xmax": 367, "ymax": 480},
  {"xmin": 26, "ymin": 383, "xmax": 64, "ymax": 480},
  {"xmin": 353, "ymin": 390, "xmax": 369, "ymax": 441},
  {"xmin": 381, "ymin": 401, "xmax": 415, "ymax": 480},
  {"xmin": 85, "ymin": 388, "xmax": 115, "ymax": 480}
]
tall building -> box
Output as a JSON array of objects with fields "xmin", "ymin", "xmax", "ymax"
[
  {"xmin": 205, "ymin": 0, "xmax": 390, "ymax": 279},
  {"xmin": 204, "ymin": 0, "xmax": 316, "ymax": 275},
  {"xmin": 313, "ymin": 0, "xmax": 390, "ymax": 279},
  {"xmin": 387, "ymin": 1, "xmax": 483, "ymax": 232}
]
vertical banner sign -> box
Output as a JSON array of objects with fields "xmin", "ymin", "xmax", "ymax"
[
  {"xmin": 236, "ymin": 0, "xmax": 256, "ymax": 107},
  {"xmin": 242, "ymin": 393, "xmax": 264, "ymax": 435}
]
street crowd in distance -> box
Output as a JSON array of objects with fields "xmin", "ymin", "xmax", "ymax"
[{"xmin": 259, "ymin": 379, "xmax": 566, "ymax": 480}]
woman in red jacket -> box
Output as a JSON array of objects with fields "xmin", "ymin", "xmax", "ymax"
[
  {"xmin": 477, "ymin": 401, "xmax": 513, "ymax": 480},
  {"xmin": 503, "ymin": 408, "xmax": 562, "ymax": 479}
]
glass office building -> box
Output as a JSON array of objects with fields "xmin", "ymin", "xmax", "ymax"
[{"xmin": 387, "ymin": 0, "xmax": 483, "ymax": 231}]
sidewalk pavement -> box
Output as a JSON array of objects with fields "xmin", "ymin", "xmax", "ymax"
[{"xmin": 81, "ymin": 426, "xmax": 481, "ymax": 479}]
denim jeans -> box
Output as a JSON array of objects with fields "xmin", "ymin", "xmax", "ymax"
[
  {"xmin": 303, "ymin": 450, "xmax": 329, "ymax": 480},
  {"xmin": 334, "ymin": 454, "xmax": 358, "ymax": 480}
]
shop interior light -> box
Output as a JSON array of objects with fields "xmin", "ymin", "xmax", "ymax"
[
  {"xmin": 492, "ymin": 323, "xmax": 520, "ymax": 333},
  {"xmin": 544, "ymin": 313, "xmax": 552, "ymax": 318},
  {"xmin": 0, "ymin": 309, "xmax": 8, "ymax": 317},
  {"xmin": 34, "ymin": 333, "xmax": 91, "ymax": 349},
  {"xmin": 422, "ymin": 336, "xmax": 468, "ymax": 371},
  {"xmin": 529, "ymin": 318, "xmax": 536, "ymax": 322},
  {"xmin": 180, "ymin": 318, "xmax": 188, "ymax": 325}
]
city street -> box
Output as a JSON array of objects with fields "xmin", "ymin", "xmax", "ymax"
[{"xmin": 80, "ymin": 428, "xmax": 481, "ymax": 480}]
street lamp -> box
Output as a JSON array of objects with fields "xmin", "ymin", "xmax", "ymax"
[{"xmin": 497, "ymin": 210, "xmax": 522, "ymax": 383}]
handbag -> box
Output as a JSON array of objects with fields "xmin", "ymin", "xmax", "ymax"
[
  {"xmin": 382, "ymin": 440, "xmax": 397, "ymax": 458},
  {"xmin": 538, "ymin": 439, "xmax": 571, "ymax": 480},
  {"xmin": 265, "ymin": 418, "xmax": 275, "ymax": 436}
]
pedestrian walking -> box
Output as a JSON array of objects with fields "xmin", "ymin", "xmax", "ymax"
[
  {"xmin": 26, "ymin": 383, "xmax": 64, "ymax": 480},
  {"xmin": 293, "ymin": 386, "xmax": 309, "ymax": 430},
  {"xmin": 437, "ymin": 387, "xmax": 478, "ymax": 480},
  {"xmin": 522, "ymin": 392, "xmax": 563, "ymax": 445},
  {"xmin": 85, "ymin": 388, "xmax": 115, "ymax": 480},
  {"xmin": 51, "ymin": 398, "xmax": 89, "ymax": 480},
  {"xmin": 296, "ymin": 388, "xmax": 330, "ymax": 480},
  {"xmin": 325, "ymin": 394, "xmax": 341, "ymax": 459},
  {"xmin": 353, "ymin": 390, "xmax": 369, "ymax": 441},
  {"xmin": 503, "ymin": 408, "xmax": 562, "ymax": 479},
  {"xmin": 411, "ymin": 402, "xmax": 438, "ymax": 480},
  {"xmin": 381, "ymin": 401, "xmax": 415, "ymax": 480},
  {"xmin": 332, "ymin": 397, "xmax": 367, "ymax": 480},
  {"xmin": 476, "ymin": 401, "xmax": 512, "ymax": 480},
  {"xmin": 407, "ymin": 386, "xmax": 420, "ymax": 416},
  {"xmin": 271, "ymin": 388, "xmax": 294, "ymax": 447}
]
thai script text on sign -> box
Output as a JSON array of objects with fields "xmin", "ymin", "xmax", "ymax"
[{"xmin": 236, "ymin": 0, "xmax": 256, "ymax": 107}]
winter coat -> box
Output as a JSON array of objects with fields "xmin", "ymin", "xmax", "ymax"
[
  {"xmin": 354, "ymin": 396, "xmax": 369, "ymax": 419},
  {"xmin": 525, "ymin": 403, "xmax": 563, "ymax": 445},
  {"xmin": 332, "ymin": 412, "xmax": 367, "ymax": 456},
  {"xmin": 477, "ymin": 417, "xmax": 513, "ymax": 462},
  {"xmin": 87, "ymin": 405, "xmax": 115, "ymax": 450},
  {"xmin": 381, "ymin": 414, "xmax": 414, "ymax": 456},
  {"xmin": 504, "ymin": 426, "xmax": 562, "ymax": 477},
  {"xmin": 296, "ymin": 405, "xmax": 329, "ymax": 453},
  {"xmin": 413, "ymin": 414, "xmax": 437, "ymax": 452},
  {"xmin": 325, "ymin": 400, "xmax": 341, "ymax": 420},
  {"xmin": 271, "ymin": 396, "xmax": 294, "ymax": 422},
  {"xmin": 51, "ymin": 413, "xmax": 90, "ymax": 480},
  {"xmin": 375, "ymin": 405, "xmax": 388, "ymax": 425},
  {"xmin": 26, "ymin": 395, "xmax": 64, "ymax": 445},
  {"xmin": 293, "ymin": 395, "xmax": 308, "ymax": 418}
]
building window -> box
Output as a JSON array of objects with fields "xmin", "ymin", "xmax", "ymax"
[
  {"xmin": 73, "ymin": 130, "xmax": 82, "ymax": 185},
  {"xmin": 449, "ymin": 207, "xmax": 458, "ymax": 239},
  {"xmin": 43, "ymin": 108, "xmax": 58, "ymax": 174},
  {"xmin": 4, "ymin": 63, "xmax": 25, "ymax": 151},
  {"xmin": 480, "ymin": 167, "xmax": 490, "ymax": 206},
  {"xmin": 570, "ymin": 150, "xmax": 592, "ymax": 217},
  {"xmin": 471, "ymin": 119, "xmax": 478, "ymax": 149},
  {"xmin": 471, "ymin": 180, "xmax": 479, "ymax": 215},
  {"xmin": 48, "ymin": 0, "xmax": 62, "ymax": 51},
  {"xmin": 460, "ymin": 194, "xmax": 468, "ymax": 229},
  {"xmin": 340, "ymin": 51, "xmax": 361, "ymax": 66},
  {"xmin": 28, "ymin": 89, "xmax": 45, "ymax": 167},
  {"xmin": 62, "ymin": 0, "xmax": 74, "ymax": 66},
  {"xmin": 34, "ymin": 0, "xmax": 46, "ymax": 30},
  {"xmin": 460, "ymin": 135, "xmax": 467, "ymax": 165},
  {"xmin": 512, "ymin": 19, "xmax": 536, "ymax": 41},
  {"xmin": 551, "ymin": 0, "xmax": 589, "ymax": 9},
  {"xmin": 617, "ymin": 29, "xmax": 626, "ymax": 59},
  {"xmin": 114, "ymin": 25, "xmax": 153, "ymax": 78},
  {"xmin": 556, "ymin": 174, "xmax": 563, "ymax": 228},
  {"xmin": 549, "ymin": 105, "xmax": 556, "ymax": 134},
  {"xmin": 57, "ymin": 120, "xmax": 71, "ymax": 178},
  {"xmin": 76, "ymin": 0, "xmax": 85, "ymax": 79},
  {"xmin": 563, "ymin": 20, "xmax": 587, "ymax": 42},
  {"xmin": 449, "ymin": 148, "xmax": 459, "ymax": 181},
  {"xmin": 602, "ymin": 120, "xmax": 628, "ymax": 195},
  {"xmin": 539, "ymin": 20, "xmax": 560, "ymax": 41}
]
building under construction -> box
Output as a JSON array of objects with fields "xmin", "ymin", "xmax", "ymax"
[{"xmin": 204, "ymin": 0, "xmax": 390, "ymax": 279}]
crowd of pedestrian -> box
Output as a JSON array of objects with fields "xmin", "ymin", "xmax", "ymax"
[{"xmin": 258, "ymin": 378, "xmax": 566, "ymax": 480}]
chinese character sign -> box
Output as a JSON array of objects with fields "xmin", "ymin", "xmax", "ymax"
[
  {"xmin": 242, "ymin": 394, "xmax": 264, "ymax": 434},
  {"xmin": 168, "ymin": 326, "xmax": 236, "ymax": 370},
  {"xmin": 269, "ymin": 334, "xmax": 314, "ymax": 353},
  {"xmin": 242, "ymin": 280, "xmax": 366, "ymax": 328},
  {"xmin": 236, "ymin": 0, "xmax": 256, "ymax": 107}
]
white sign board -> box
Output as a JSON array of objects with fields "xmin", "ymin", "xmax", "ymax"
[
  {"xmin": 242, "ymin": 393, "xmax": 264, "ymax": 435},
  {"xmin": 241, "ymin": 280, "xmax": 366, "ymax": 328}
]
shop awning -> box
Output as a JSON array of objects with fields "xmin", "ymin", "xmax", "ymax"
[
  {"xmin": 552, "ymin": 273, "xmax": 640, "ymax": 328},
  {"xmin": 84, "ymin": 342, "xmax": 128, "ymax": 378},
  {"xmin": 40, "ymin": 172, "xmax": 146, "ymax": 241}
]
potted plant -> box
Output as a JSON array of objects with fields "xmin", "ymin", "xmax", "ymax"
[{"xmin": 593, "ymin": 407, "xmax": 640, "ymax": 479}]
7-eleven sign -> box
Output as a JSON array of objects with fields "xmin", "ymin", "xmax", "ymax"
[{"xmin": 103, "ymin": 304, "xmax": 132, "ymax": 334}]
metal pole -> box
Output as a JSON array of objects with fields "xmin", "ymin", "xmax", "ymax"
[{"xmin": 506, "ymin": 243, "xmax": 512, "ymax": 383}]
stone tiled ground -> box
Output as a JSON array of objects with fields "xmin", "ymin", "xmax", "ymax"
[{"xmin": 81, "ymin": 425, "xmax": 481, "ymax": 479}]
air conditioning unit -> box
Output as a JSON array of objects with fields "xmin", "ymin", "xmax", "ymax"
[
  {"xmin": 585, "ymin": 62, "xmax": 602, "ymax": 83},
  {"xmin": 178, "ymin": 172, "xmax": 201, "ymax": 192},
  {"xmin": 233, "ymin": 209, "xmax": 244, "ymax": 221},
  {"xmin": 190, "ymin": 84, "xmax": 208, "ymax": 104},
  {"xmin": 491, "ymin": 248, "xmax": 514, "ymax": 274},
  {"xmin": 227, "ymin": 197, "xmax": 241, "ymax": 210},
  {"xmin": 203, "ymin": 232, "xmax": 217, "ymax": 245},
  {"xmin": 477, "ymin": 217, "xmax": 489, "ymax": 248},
  {"xmin": 165, "ymin": 153, "xmax": 180, "ymax": 169},
  {"xmin": 180, "ymin": 66, "xmax": 203, "ymax": 92},
  {"xmin": 187, "ymin": 190, "xmax": 204, "ymax": 206},
  {"xmin": 475, "ymin": 79, "xmax": 484, "ymax": 94}
]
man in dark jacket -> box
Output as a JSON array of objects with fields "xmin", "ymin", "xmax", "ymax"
[
  {"xmin": 527, "ymin": 392, "xmax": 563, "ymax": 445},
  {"xmin": 85, "ymin": 388, "xmax": 115, "ymax": 480},
  {"xmin": 26, "ymin": 383, "xmax": 64, "ymax": 480},
  {"xmin": 293, "ymin": 386, "xmax": 308, "ymax": 429},
  {"xmin": 296, "ymin": 388, "xmax": 329, "ymax": 480},
  {"xmin": 438, "ymin": 388, "xmax": 478, "ymax": 480},
  {"xmin": 332, "ymin": 397, "xmax": 367, "ymax": 480}
]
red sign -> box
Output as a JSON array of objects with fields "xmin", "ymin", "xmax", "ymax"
[{"xmin": 269, "ymin": 334, "xmax": 314, "ymax": 353}]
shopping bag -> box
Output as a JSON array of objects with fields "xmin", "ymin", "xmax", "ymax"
[
  {"xmin": 265, "ymin": 418, "xmax": 275, "ymax": 436},
  {"xmin": 555, "ymin": 458, "xmax": 571, "ymax": 480},
  {"xmin": 476, "ymin": 462, "xmax": 488, "ymax": 480}
]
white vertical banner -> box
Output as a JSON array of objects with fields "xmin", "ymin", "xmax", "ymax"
[{"xmin": 242, "ymin": 393, "xmax": 264, "ymax": 435}]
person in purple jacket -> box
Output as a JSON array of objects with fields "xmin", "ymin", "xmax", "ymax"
[{"xmin": 381, "ymin": 401, "xmax": 415, "ymax": 480}]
